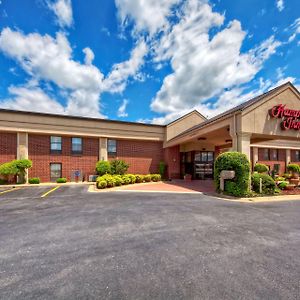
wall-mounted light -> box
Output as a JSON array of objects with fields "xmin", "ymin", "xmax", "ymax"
[
  {"xmin": 225, "ymin": 139, "xmax": 232, "ymax": 143},
  {"xmin": 198, "ymin": 137, "xmax": 207, "ymax": 140}
]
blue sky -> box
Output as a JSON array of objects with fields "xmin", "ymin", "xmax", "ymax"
[{"xmin": 0, "ymin": 0, "xmax": 299, "ymax": 124}]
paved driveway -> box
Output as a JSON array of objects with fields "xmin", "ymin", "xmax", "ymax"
[{"xmin": 0, "ymin": 186, "xmax": 300, "ymax": 299}]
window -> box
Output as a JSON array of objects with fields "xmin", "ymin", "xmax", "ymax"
[
  {"xmin": 270, "ymin": 149, "xmax": 278, "ymax": 161},
  {"xmin": 72, "ymin": 137, "xmax": 82, "ymax": 154},
  {"xmin": 263, "ymin": 148, "xmax": 269, "ymax": 160},
  {"xmin": 108, "ymin": 139, "xmax": 117, "ymax": 155},
  {"xmin": 50, "ymin": 136, "xmax": 62, "ymax": 153},
  {"xmin": 50, "ymin": 163, "xmax": 62, "ymax": 182},
  {"xmin": 295, "ymin": 150, "xmax": 300, "ymax": 162}
]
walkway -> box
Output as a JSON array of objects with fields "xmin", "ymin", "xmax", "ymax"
[{"xmin": 118, "ymin": 179, "xmax": 215, "ymax": 194}]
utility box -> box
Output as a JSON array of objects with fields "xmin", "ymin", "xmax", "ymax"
[{"xmin": 220, "ymin": 170, "xmax": 235, "ymax": 191}]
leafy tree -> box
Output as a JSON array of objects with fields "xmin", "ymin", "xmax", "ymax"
[{"xmin": 96, "ymin": 160, "xmax": 111, "ymax": 175}]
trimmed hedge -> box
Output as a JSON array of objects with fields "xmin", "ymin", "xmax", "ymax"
[
  {"xmin": 287, "ymin": 164, "xmax": 300, "ymax": 173},
  {"xmin": 56, "ymin": 177, "xmax": 67, "ymax": 183},
  {"xmin": 96, "ymin": 161, "xmax": 111, "ymax": 176},
  {"xmin": 252, "ymin": 173, "xmax": 276, "ymax": 194},
  {"xmin": 254, "ymin": 163, "xmax": 269, "ymax": 173},
  {"xmin": 96, "ymin": 174, "xmax": 161, "ymax": 189},
  {"xmin": 29, "ymin": 177, "xmax": 40, "ymax": 184},
  {"xmin": 214, "ymin": 152, "xmax": 251, "ymax": 197},
  {"xmin": 110, "ymin": 160, "xmax": 129, "ymax": 175}
]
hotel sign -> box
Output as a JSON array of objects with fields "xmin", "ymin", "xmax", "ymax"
[{"xmin": 270, "ymin": 104, "xmax": 300, "ymax": 130}]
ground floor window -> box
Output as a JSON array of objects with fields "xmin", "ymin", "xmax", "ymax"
[
  {"xmin": 262, "ymin": 148, "xmax": 278, "ymax": 161},
  {"xmin": 50, "ymin": 163, "xmax": 62, "ymax": 182},
  {"xmin": 295, "ymin": 150, "xmax": 300, "ymax": 162}
]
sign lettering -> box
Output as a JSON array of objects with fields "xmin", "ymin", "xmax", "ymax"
[{"xmin": 269, "ymin": 104, "xmax": 300, "ymax": 130}]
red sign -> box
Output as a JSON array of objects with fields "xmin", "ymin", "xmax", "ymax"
[{"xmin": 270, "ymin": 104, "xmax": 300, "ymax": 130}]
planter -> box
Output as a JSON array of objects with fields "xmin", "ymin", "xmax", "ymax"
[
  {"xmin": 285, "ymin": 184, "xmax": 296, "ymax": 190},
  {"xmin": 289, "ymin": 178, "xmax": 299, "ymax": 186},
  {"xmin": 184, "ymin": 174, "xmax": 192, "ymax": 182}
]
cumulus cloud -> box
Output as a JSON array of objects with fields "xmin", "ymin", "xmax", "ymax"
[
  {"xmin": 117, "ymin": 99, "xmax": 129, "ymax": 117},
  {"xmin": 103, "ymin": 40, "xmax": 147, "ymax": 93},
  {"xmin": 82, "ymin": 47, "xmax": 95, "ymax": 65},
  {"xmin": 48, "ymin": 0, "xmax": 73, "ymax": 28},
  {"xmin": 150, "ymin": 1, "xmax": 281, "ymax": 116},
  {"xmin": 276, "ymin": 0, "xmax": 284, "ymax": 12},
  {"xmin": 115, "ymin": 0, "xmax": 180, "ymax": 35},
  {"xmin": 0, "ymin": 85, "xmax": 65, "ymax": 114},
  {"xmin": 0, "ymin": 27, "xmax": 104, "ymax": 117}
]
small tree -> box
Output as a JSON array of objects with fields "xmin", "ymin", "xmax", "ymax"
[
  {"xmin": 96, "ymin": 160, "xmax": 111, "ymax": 175},
  {"xmin": 13, "ymin": 159, "xmax": 32, "ymax": 183},
  {"xmin": 287, "ymin": 164, "xmax": 300, "ymax": 178},
  {"xmin": 110, "ymin": 159, "xmax": 129, "ymax": 175}
]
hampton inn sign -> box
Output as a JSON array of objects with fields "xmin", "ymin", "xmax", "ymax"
[{"xmin": 270, "ymin": 104, "xmax": 300, "ymax": 131}]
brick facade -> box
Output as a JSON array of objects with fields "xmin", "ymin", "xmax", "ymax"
[
  {"xmin": 28, "ymin": 134, "xmax": 99, "ymax": 182},
  {"xmin": 256, "ymin": 148, "xmax": 286, "ymax": 174},
  {"xmin": 164, "ymin": 145, "xmax": 181, "ymax": 179},
  {"xmin": 110, "ymin": 139, "xmax": 164, "ymax": 174},
  {"xmin": 0, "ymin": 132, "xmax": 17, "ymax": 164}
]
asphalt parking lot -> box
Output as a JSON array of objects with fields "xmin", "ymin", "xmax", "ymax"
[{"xmin": 0, "ymin": 186, "xmax": 300, "ymax": 299}]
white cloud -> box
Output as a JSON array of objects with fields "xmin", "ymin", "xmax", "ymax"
[
  {"xmin": 288, "ymin": 18, "xmax": 300, "ymax": 43},
  {"xmin": 115, "ymin": 0, "xmax": 180, "ymax": 36},
  {"xmin": 0, "ymin": 86, "xmax": 65, "ymax": 114},
  {"xmin": 48, "ymin": 0, "xmax": 73, "ymax": 28},
  {"xmin": 276, "ymin": 0, "xmax": 284, "ymax": 12},
  {"xmin": 103, "ymin": 40, "xmax": 147, "ymax": 93},
  {"xmin": 0, "ymin": 27, "xmax": 104, "ymax": 117},
  {"xmin": 150, "ymin": 1, "xmax": 281, "ymax": 115},
  {"xmin": 117, "ymin": 99, "xmax": 129, "ymax": 117},
  {"xmin": 82, "ymin": 47, "xmax": 95, "ymax": 65}
]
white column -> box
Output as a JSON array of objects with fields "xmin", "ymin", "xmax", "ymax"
[
  {"xmin": 286, "ymin": 149, "xmax": 291, "ymax": 169},
  {"xmin": 252, "ymin": 147, "xmax": 258, "ymax": 168},
  {"xmin": 17, "ymin": 132, "xmax": 29, "ymax": 183},
  {"xmin": 231, "ymin": 132, "xmax": 251, "ymax": 160},
  {"xmin": 99, "ymin": 137, "xmax": 108, "ymax": 161}
]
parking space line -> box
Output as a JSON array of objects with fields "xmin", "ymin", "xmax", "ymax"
[
  {"xmin": 0, "ymin": 188, "xmax": 20, "ymax": 196},
  {"xmin": 41, "ymin": 186, "xmax": 60, "ymax": 198}
]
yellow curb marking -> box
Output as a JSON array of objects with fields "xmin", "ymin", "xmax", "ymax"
[
  {"xmin": 0, "ymin": 188, "xmax": 20, "ymax": 196},
  {"xmin": 41, "ymin": 186, "xmax": 60, "ymax": 198}
]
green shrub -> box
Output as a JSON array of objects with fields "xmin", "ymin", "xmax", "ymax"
[
  {"xmin": 254, "ymin": 163, "xmax": 269, "ymax": 173},
  {"xmin": 96, "ymin": 161, "xmax": 111, "ymax": 176},
  {"xmin": 29, "ymin": 177, "xmax": 40, "ymax": 184},
  {"xmin": 214, "ymin": 152, "xmax": 251, "ymax": 197},
  {"xmin": 278, "ymin": 181, "xmax": 289, "ymax": 190},
  {"xmin": 251, "ymin": 173, "xmax": 276, "ymax": 194},
  {"xmin": 151, "ymin": 174, "xmax": 161, "ymax": 182},
  {"xmin": 110, "ymin": 160, "xmax": 129, "ymax": 175},
  {"xmin": 275, "ymin": 176, "xmax": 285, "ymax": 181},
  {"xmin": 0, "ymin": 162, "xmax": 18, "ymax": 177},
  {"xmin": 98, "ymin": 174, "xmax": 115, "ymax": 187},
  {"xmin": 283, "ymin": 173, "xmax": 292, "ymax": 179},
  {"xmin": 159, "ymin": 161, "xmax": 166, "ymax": 178},
  {"xmin": 287, "ymin": 164, "xmax": 300, "ymax": 174},
  {"xmin": 114, "ymin": 175, "xmax": 123, "ymax": 186},
  {"xmin": 121, "ymin": 175, "xmax": 131, "ymax": 185},
  {"xmin": 144, "ymin": 174, "xmax": 151, "ymax": 182},
  {"xmin": 56, "ymin": 177, "xmax": 67, "ymax": 183},
  {"xmin": 127, "ymin": 174, "xmax": 136, "ymax": 184},
  {"xmin": 97, "ymin": 180, "xmax": 107, "ymax": 189},
  {"xmin": 135, "ymin": 174, "xmax": 144, "ymax": 183}
]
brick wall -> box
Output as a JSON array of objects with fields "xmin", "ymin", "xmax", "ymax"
[
  {"xmin": 256, "ymin": 148, "xmax": 286, "ymax": 174},
  {"xmin": 28, "ymin": 134, "xmax": 99, "ymax": 182},
  {"xmin": 164, "ymin": 145, "xmax": 180, "ymax": 179},
  {"xmin": 0, "ymin": 132, "xmax": 17, "ymax": 164},
  {"xmin": 110, "ymin": 139, "xmax": 164, "ymax": 174}
]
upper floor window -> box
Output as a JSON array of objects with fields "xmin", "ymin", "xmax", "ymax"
[
  {"xmin": 295, "ymin": 150, "xmax": 300, "ymax": 162},
  {"xmin": 72, "ymin": 137, "xmax": 82, "ymax": 154},
  {"xmin": 270, "ymin": 149, "xmax": 278, "ymax": 161},
  {"xmin": 108, "ymin": 139, "xmax": 117, "ymax": 155},
  {"xmin": 50, "ymin": 136, "xmax": 62, "ymax": 153}
]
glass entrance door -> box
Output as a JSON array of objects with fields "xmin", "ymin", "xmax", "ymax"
[{"xmin": 194, "ymin": 151, "xmax": 214, "ymax": 179}]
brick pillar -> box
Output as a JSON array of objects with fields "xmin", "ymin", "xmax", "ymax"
[
  {"xmin": 99, "ymin": 137, "xmax": 107, "ymax": 161},
  {"xmin": 164, "ymin": 145, "xmax": 180, "ymax": 179}
]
